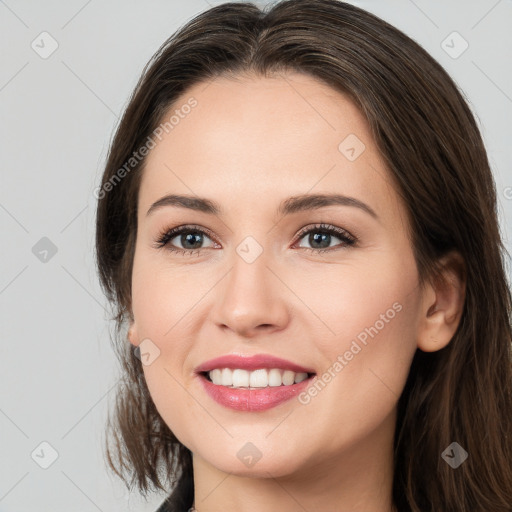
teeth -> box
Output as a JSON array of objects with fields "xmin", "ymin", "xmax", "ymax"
[
  {"xmin": 294, "ymin": 372, "xmax": 308, "ymax": 383},
  {"xmin": 207, "ymin": 368, "xmax": 310, "ymax": 388},
  {"xmin": 211, "ymin": 368, "xmax": 222, "ymax": 385},
  {"xmin": 221, "ymin": 368, "xmax": 232, "ymax": 386},
  {"xmin": 249, "ymin": 369, "xmax": 268, "ymax": 388},
  {"xmin": 232, "ymin": 369, "xmax": 250, "ymax": 388},
  {"xmin": 282, "ymin": 370, "xmax": 295, "ymax": 386},
  {"xmin": 268, "ymin": 368, "xmax": 282, "ymax": 387}
]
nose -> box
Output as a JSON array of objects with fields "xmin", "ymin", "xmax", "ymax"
[{"xmin": 212, "ymin": 248, "xmax": 291, "ymax": 339}]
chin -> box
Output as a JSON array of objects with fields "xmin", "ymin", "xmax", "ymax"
[{"xmin": 192, "ymin": 437, "xmax": 309, "ymax": 479}]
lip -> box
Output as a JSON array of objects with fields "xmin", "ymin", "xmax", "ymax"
[
  {"xmin": 198, "ymin": 373, "xmax": 315, "ymax": 412},
  {"xmin": 195, "ymin": 353, "xmax": 316, "ymax": 412},
  {"xmin": 195, "ymin": 353, "xmax": 315, "ymax": 374}
]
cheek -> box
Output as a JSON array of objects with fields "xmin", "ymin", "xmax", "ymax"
[
  {"xmin": 292, "ymin": 250, "xmax": 420, "ymax": 355},
  {"xmin": 131, "ymin": 251, "xmax": 207, "ymax": 447},
  {"xmin": 293, "ymin": 250, "xmax": 421, "ymax": 415},
  {"xmin": 141, "ymin": 362, "xmax": 204, "ymax": 453},
  {"xmin": 131, "ymin": 249, "xmax": 197, "ymax": 340},
  {"xmin": 288, "ymin": 274, "xmax": 420, "ymax": 461}
]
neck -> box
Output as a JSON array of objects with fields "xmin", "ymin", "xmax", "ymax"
[{"xmin": 191, "ymin": 409, "xmax": 397, "ymax": 512}]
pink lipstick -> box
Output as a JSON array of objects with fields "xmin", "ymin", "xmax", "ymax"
[{"xmin": 195, "ymin": 354, "xmax": 316, "ymax": 412}]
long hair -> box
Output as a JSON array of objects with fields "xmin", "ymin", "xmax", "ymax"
[{"xmin": 95, "ymin": 1, "xmax": 512, "ymax": 510}]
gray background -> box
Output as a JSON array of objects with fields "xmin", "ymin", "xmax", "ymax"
[{"xmin": 1, "ymin": 0, "xmax": 511, "ymax": 511}]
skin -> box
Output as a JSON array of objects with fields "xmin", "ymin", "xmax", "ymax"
[{"xmin": 128, "ymin": 72, "xmax": 465, "ymax": 512}]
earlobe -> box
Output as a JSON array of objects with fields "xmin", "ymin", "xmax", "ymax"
[
  {"xmin": 417, "ymin": 251, "xmax": 466, "ymax": 353},
  {"xmin": 128, "ymin": 322, "xmax": 140, "ymax": 347}
]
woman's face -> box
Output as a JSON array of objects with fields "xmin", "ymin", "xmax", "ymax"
[{"xmin": 129, "ymin": 72, "xmax": 427, "ymax": 479}]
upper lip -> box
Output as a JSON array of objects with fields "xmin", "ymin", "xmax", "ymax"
[{"xmin": 195, "ymin": 353, "xmax": 315, "ymax": 374}]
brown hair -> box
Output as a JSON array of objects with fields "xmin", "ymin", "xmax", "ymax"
[{"xmin": 95, "ymin": 1, "xmax": 512, "ymax": 510}]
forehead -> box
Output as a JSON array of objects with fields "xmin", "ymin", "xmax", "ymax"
[{"xmin": 138, "ymin": 72, "xmax": 404, "ymax": 226}]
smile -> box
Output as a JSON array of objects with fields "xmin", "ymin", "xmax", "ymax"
[
  {"xmin": 195, "ymin": 354, "xmax": 316, "ymax": 411},
  {"xmin": 204, "ymin": 368, "xmax": 310, "ymax": 388}
]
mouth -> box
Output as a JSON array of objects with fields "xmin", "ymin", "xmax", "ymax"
[
  {"xmin": 200, "ymin": 368, "xmax": 316, "ymax": 388},
  {"xmin": 195, "ymin": 354, "xmax": 316, "ymax": 411}
]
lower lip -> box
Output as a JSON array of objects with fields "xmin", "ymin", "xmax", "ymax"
[{"xmin": 198, "ymin": 373, "xmax": 315, "ymax": 412}]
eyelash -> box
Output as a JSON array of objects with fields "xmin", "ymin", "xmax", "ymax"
[{"xmin": 153, "ymin": 223, "xmax": 357, "ymax": 256}]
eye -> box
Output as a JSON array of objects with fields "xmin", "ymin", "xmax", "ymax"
[
  {"xmin": 293, "ymin": 223, "xmax": 357, "ymax": 254},
  {"xmin": 153, "ymin": 225, "xmax": 218, "ymax": 256},
  {"xmin": 153, "ymin": 222, "xmax": 357, "ymax": 256}
]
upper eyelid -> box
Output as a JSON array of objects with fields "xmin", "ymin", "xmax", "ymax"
[{"xmin": 296, "ymin": 223, "xmax": 353, "ymax": 238}]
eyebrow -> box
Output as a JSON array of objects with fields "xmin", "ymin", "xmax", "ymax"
[{"xmin": 146, "ymin": 193, "xmax": 377, "ymax": 219}]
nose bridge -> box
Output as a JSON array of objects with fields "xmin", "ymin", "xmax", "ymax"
[
  {"xmin": 230, "ymin": 237, "xmax": 270, "ymax": 295},
  {"xmin": 213, "ymin": 235, "xmax": 289, "ymax": 336}
]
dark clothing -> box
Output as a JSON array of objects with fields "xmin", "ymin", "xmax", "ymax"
[
  {"xmin": 155, "ymin": 498, "xmax": 171, "ymax": 512},
  {"xmin": 154, "ymin": 473, "xmax": 194, "ymax": 511}
]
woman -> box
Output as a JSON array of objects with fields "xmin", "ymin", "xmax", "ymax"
[{"xmin": 95, "ymin": 1, "xmax": 512, "ymax": 510}]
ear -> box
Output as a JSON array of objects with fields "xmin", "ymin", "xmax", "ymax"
[
  {"xmin": 127, "ymin": 321, "xmax": 140, "ymax": 347},
  {"xmin": 417, "ymin": 251, "xmax": 466, "ymax": 353}
]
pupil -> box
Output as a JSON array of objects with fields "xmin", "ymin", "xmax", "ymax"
[
  {"xmin": 182, "ymin": 232, "xmax": 202, "ymax": 249},
  {"xmin": 179, "ymin": 232, "xmax": 331, "ymax": 250},
  {"xmin": 310, "ymin": 232, "xmax": 330, "ymax": 249}
]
